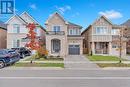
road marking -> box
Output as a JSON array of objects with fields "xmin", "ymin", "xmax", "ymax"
[{"xmin": 0, "ymin": 77, "xmax": 130, "ymax": 79}]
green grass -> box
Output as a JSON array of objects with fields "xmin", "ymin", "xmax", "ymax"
[
  {"xmin": 13, "ymin": 62, "xmax": 64, "ymax": 68},
  {"xmin": 87, "ymin": 55, "xmax": 127, "ymax": 61},
  {"xmin": 25, "ymin": 57, "xmax": 63, "ymax": 61},
  {"xmin": 87, "ymin": 55, "xmax": 130, "ymax": 68},
  {"xmin": 97, "ymin": 63, "xmax": 130, "ymax": 68}
]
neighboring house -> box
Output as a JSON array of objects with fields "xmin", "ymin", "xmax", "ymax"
[
  {"xmin": 122, "ymin": 19, "xmax": 130, "ymax": 54},
  {"xmin": 45, "ymin": 12, "xmax": 84, "ymax": 57},
  {"xmin": 0, "ymin": 21, "xmax": 7, "ymax": 49},
  {"xmin": 81, "ymin": 15, "xmax": 126, "ymax": 56},
  {"xmin": 6, "ymin": 12, "xmax": 46, "ymax": 49}
]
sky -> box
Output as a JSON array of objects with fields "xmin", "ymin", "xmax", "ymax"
[{"xmin": 0, "ymin": 0, "xmax": 130, "ymax": 30}]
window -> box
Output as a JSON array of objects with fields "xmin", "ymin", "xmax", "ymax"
[
  {"xmin": 13, "ymin": 24, "xmax": 20, "ymax": 33},
  {"xmin": 69, "ymin": 29, "xmax": 80, "ymax": 35},
  {"xmin": 52, "ymin": 39, "xmax": 60, "ymax": 53},
  {"xmin": 13, "ymin": 39, "xmax": 20, "ymax": 48},
  {"xmin": 112, "ymin": 44, "xmax": 119, "ymax": 48},
  {"xmin": 70, "ymin": 29, "xmax": 73, "ymax": 35},
  {"xmin": 111, "ymin": 29, "xmax": 119, "ymax": 35},
  {"xmin": 53, "ymin": 26, "xmax": 60, "ymax": 32},
  {"xmin": 95, "ymin": 26, "xmax": 108, "ymax": 34}
]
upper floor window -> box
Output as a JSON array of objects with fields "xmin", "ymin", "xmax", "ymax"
[
  {"xmin": 53, "ymin": 26, "xmax": 60, "ymax": 32},
  {"xmin": 111, "ymin": 29, "xmax": 120, "ymax": 35},
  {"xmin": 69, "ymin": 29, "xmax": 80, "ymax": 35},
  {"xmin": 13, "ymin": 24, "xmax": 20, "ymax": 33},
  {"xmin": 95, "ymin": 26, "xmax": 108, "ymax": 34}
]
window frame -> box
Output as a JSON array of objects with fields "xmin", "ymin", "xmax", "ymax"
[
  {"xmin": 53, "ymin": 26, "xmax": 61, "ymax": 32},
  {"xmin": 95, "ymin": 26, "xmax": 109, "ymax": 35},
  {"xmin": 13, "ymin": 24, "xmax": 20, "ymax": 33}
]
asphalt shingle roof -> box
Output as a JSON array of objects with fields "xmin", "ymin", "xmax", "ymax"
[
  {"xmin": 122, "ymin": 19, "xmax": 130, "ymax": 27},
  {"xmin": 0, "ymin": 20, "xmax": 7, "ymax": 30},
  {"xmin": 68, "ymin": 22, "xmax": 82, "ymax": 28}
]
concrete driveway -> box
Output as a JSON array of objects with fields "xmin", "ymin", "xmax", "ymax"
[{"xmin": 64, "ymin": 55, "xmax": 99, "ymax": 69}]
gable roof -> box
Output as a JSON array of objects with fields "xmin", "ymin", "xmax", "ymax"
[
  {"xmin": 93, "ymin": 15, "xmax": 113, "ymax": 25},
  {"xmin": 68, "ymin": 22, "xmax": 82, "ymax": 29},
  {"xmin": 121, "ymin": 19, "xmax": 130, "ymax": 27},
  {"xmin": 0, "ymin": 20, "xmax": 7, "ymax": 30},
  {"xmin": 5, "ymin": 14, "xmax": 27, "ymax": 24},
  {"xmin": 45, "ymin": 12, "xmax": 68, "ymax": 24},
  {"xmin": 20, "ymin": 11, "xmax": 39, "ymax": 24},
  {"xmin": 45, "ymin": 12, "xmax": 82, "ymax": 28},
  {"xmin": 81, "ymin": 25, "xmax": 92, "ymax": 35},
  {"xmin": 81, "ymin": 15, "xmax": 113, "ymax": 35}
]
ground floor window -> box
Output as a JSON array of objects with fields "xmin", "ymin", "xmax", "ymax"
[
  {"xmin": 95, "ymin": 42, "xmax": 109, "ymax": 54},
  {"xmin": 51, "ymin": 39, "xmax": 61, "ymax": 53}
]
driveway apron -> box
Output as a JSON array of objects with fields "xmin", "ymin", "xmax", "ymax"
[{"xmin": 64, "ymin": 55, "xmax": 99, "ymax": 69}]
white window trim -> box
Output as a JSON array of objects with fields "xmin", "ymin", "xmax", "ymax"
[
  {"xmin": 93, "ymin": 26, "xmax": 110, "ymax": 35},
  {"xmin": 13, "ymin": 24, "xmax": 20, "ymax": 33},
  {"xmin": 111, "ymin": 29, "xmax": 120, "ymax": 35},
  {"xmin": 52, "ymin": 25, "xmax": 62, "ymax": 32},
  {"xmin": 12, "ymin": 39, "xmax": 20, "ymax": 48},
  {"xmin": 68, "ymin": 29, "xmax": 80, "ymax": 35}
]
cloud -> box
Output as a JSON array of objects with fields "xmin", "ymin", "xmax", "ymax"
[
  {"xmin": 99, "ymin": 10, "xmax": 123, "ymax": 19},
  {"xmin": 55, "ymin": 5, "xmax": 71, "ymax": 14},
  {"xmin": 29, "ymin": 4, "xmax": 37, "ymax": 10}
]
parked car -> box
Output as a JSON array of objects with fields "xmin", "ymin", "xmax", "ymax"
[
  {"xmin": 11, "ymin": 47, "xmax": 31, "ymax": 58},
  {"xmin": 0, "ymin": 49, "xmax": 20, "ymax": 69}
]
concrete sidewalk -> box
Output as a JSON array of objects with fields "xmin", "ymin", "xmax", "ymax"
[{"xmin": 64, "ymin": 55, "xmax": 99, "ymax": 69}]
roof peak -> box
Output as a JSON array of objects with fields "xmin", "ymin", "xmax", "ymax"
[{"xmin": 45, "ymin": 11, "xmax": 68, "ymax": 24}]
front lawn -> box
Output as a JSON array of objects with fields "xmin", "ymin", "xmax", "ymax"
[
  {"xmin": 86, "ymin": 55, "xmax": 130, "ymax": 68},
  {"xmin": 87, "ymin": 55, "xmax": 127, "ymax": 61},
  {"xmin": 13, "ymin": 62, "xmax": 64, "ymax": 68}
]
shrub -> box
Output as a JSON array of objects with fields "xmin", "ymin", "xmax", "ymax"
[{"xmin": 57, "ymin": 55, "xmax": 60, "ymax": 58}]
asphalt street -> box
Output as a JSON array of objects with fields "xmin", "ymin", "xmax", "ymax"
[{"xmin": 0, "ymin": 69, "xmax": 130, "ymax": 87}]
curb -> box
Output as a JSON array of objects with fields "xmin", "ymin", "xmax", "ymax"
[
  {"xmin": 3, "ymin": 67, "xmax": 64, "ymax": 70},
  {"xmin": 103, "ymin": 67, "xmax": 130, "ymax": 70}
]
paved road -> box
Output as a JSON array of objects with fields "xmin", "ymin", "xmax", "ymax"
[
  {"xmin": 1, "ymin": 79, "xmax": 130, "ymax": 87},
  {"xmin": 64, "ymin": 55, "xmax": 98, "ymax": 69},
  {"xmin": 0, "ymin": 69, "xmax": 130, "ymax": 87}
]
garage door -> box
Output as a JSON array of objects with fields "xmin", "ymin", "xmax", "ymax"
[{"xmin": 69, "ymin": 45, "xmax": 80, "ymax": 55}]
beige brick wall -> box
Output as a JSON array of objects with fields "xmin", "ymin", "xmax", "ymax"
[{"xmin": 45, "ymin": 13, "xmax": 83, "ymax": 57}]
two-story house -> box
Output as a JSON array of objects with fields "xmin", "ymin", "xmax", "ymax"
[
  {"xmin": 6, "ymin": 12, "xmax": 46, "ymax": 49},
  {"xmin": 45, "ymin": 12, "xmax": 84, "ymax": 57},
  {"xmin": 0, "ymin": 21, "xmax": 7, "ymax": 49},
  {"xmin": 82, "ymin": 15, "xmax": 126, "ymax": 56},
  {"xmin": 122, "ymin": 19, "xmax": 130, "ymax": 54}
]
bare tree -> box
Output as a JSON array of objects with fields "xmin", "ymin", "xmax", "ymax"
[{"xmin": 112, "ymin": 25, "xmax": 127, "ymax": 63}]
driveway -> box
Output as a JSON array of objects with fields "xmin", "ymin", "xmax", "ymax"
[{"xmin": 64, "ymin": 55, "xmax": 99, "ymax": 69}]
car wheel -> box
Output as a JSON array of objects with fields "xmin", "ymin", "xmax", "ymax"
[{"xmin": 0, "ymin": 61, "xmax": 5, "ymax": 69}]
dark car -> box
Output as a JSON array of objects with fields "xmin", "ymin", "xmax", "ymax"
[
  {"xmin": 0, "ymin": 49, "xmax": 20, "ymax": 69},
  {"xmin": 11, "ymin": 47, "xmax": 31, "ymax": 58}
]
